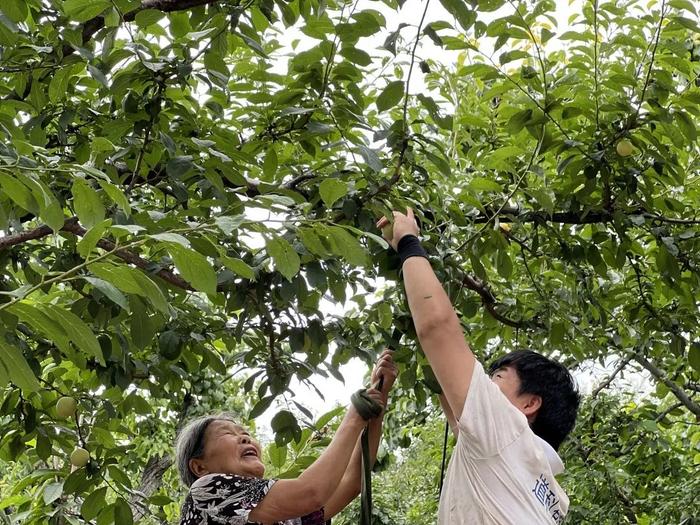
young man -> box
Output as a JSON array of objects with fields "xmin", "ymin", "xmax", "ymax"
[{"xmin": 377, "ymin": 209, "xmax": 580, "ymax": 525}]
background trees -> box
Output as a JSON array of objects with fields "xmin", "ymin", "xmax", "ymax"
[{"xmin": 0, "ymin": 0, "xmax": 699, "ymax": 523}]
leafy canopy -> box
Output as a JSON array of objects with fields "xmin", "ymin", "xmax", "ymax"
[{"xmin": 0, "ymin": 0, "xmax": 700, "ymax": 523}]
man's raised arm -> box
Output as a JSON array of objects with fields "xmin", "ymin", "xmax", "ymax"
[{"xmin": 378, "ymin": 208, "xmax": 476, "ymax": 420}]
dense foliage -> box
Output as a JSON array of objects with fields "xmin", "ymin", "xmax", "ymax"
[{"xmin": 0, "ymin": 0, "xmax": 699, "ymax": 523}]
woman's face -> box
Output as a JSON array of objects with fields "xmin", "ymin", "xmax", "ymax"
[{"xmin": 189, "ymin": 420, "xmax": 265, "ymax": 479}]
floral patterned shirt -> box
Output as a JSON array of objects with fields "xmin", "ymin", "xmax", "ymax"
[{"xmin": 179, "ymin": 473, "xmax": 326, "ymax": 525}]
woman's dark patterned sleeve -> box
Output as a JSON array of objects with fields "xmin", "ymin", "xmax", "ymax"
[
  {"xmin": 187, "ymin": 473, "xmax": 275, "ymax": 524},
  {"xmin": 300, "ymin": 508, "xmax": 326, "ymax": 525}
]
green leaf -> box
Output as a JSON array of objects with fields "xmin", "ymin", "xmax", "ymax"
[
  {"xmin": 0, "ymin": 0, "xmax": 28, "ymax": 23},
  {"xmin": 72, "ymin": 179, "xmax": 105, "ymax": 228},
  {"xmin": 262, "ymin": 146, "xmax": 278, "ymax": 181},
  {"xmin": 134, "ymin": 9, "xmax": 164, "ymax": 27},
  {"xmin": 8, "ymin": 303, "xmax": 71, "ymax": 352},
  {"xmin": 249, "ymin": 395, "xmax": 275, "ymax": 418},
  {"xmin": 63, "ymin": 0, "xmax": 111, "ymax": 23},
  {"xmin": 168, "ymin": 244, "xmax": 217, "ymax": 295},
  {"xmin": 357, "ymin": 146, "xmax": 383, "ymax": 172},
  {"xmin": 90, "ymin": 263, "xmax": 169, "ymax": 314},
  {"xmin": 81, "ymin": 487, "xmax": 107, "ymax": 521},
  {"xmin": 77, "ymin": 219, "xmax": 111, "ymax": 257},
  {"xmin": 506, "ymin": 109, "xmax": 533, "ymax": 134},
  {"xmin": 496, "ymin": 249, "xmax": 513, "ymax": 279},
  {"xmin": 0, "ymin": 337, "xmax": 40, "ymax": 393},
  {"xmin": 166, "ymin": 156, "xmax": 194, "ymax": 178},
  {"xmin": 673, "ymin": 111, "xmax": 697, "ymax": 142},
  {"xmin": 339, "ymin": 45, "xmax": 372, "ymax": 66},
  {"xmin": 298, "ymin": 228, "xmax": 328, "ymax": 257},
  {"xmin": 439, "ymin": 0, "xmax": 476, "ymax": 31},
  {"xmin": 377, "ymin": 302, "xmax": 392, "ymax": 329},
  {"xmin": 41, "ymin": 305, "xmax": 104, "ymax": 365},
  {"xmin": 43, "ymin": 481, "xmax": 64, "ymax": 505},
  {"xmin": 0, "ymin": 175, "xmax": 38, "ymax": 214},
  {"xmin": 19, "ymin": 176, "xmax": 64, "ymax": 232},
  {"xmin": 49, "ymin": 66, "xmax": 75, "ymax": 103},
  {"xmin": 83, "ymin": 276, "xmax": 129, "ymax": 311},
  {"xmin": 266, "ymin": 237, "xmax": 300, "ymax": 281},
  {"xmin": 672, "ymin": 15, "xmax": 700, "ymax": 33},
  {"xmin": 469, "ymin": 176, "xmax": 502, "ymax": 192},
  {"xmin": 319, "ymin": 179, "xmax": 347, "ymax": 208},
  {"xmin": 689, "ymin": 343, "xmax": 700, "ymax": 373},
  {"xmin": 376, "ymin": 80, "xmax": 405, "ymax": 112},
  {"xmin": 149, "ymin": 232, "xmax": 190, "ymax": 247},
  {"xmin": 267, "ymin": 442, "xmax": 288, "ymax": 469},
  {"xmin": 169, "ymin": 12, "xmax": 191, "ymax": 38},
  {"xmin": 96, "ymin": 179, "xmax": 131, "ymax": 216},
  {"xmin": 214, "ymin": 215, "xmax": 248, "ymax": 235},
  {"xmin": 328, "ymin": 227, "xmax": 366, "ymax": 266},
  {"xmin": 219, "ymin": 256, "xmax": 255, "ymax": 280},
  {"xmin": 114, "ymin": 496, "xmax": 133, "ymax": 525},
  {"xmin": 315, "ymin": 406, "xmax": 344, "ymax": 429}
]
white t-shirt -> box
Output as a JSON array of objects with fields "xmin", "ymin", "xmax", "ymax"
[{"xmin": 438, "ymin": 361, "xmax": 569, "ymax": 524}]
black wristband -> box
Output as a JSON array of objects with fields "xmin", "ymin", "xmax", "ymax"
[{"xmin": 397, "ymin": 235, "xmax": 428, "ymax": 266}]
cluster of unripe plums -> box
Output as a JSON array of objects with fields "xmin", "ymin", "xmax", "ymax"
[{"xmin": 56, "ymin": 396, "xmax": 90, "ymax": 468}]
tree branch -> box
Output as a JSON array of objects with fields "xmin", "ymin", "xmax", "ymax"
[
  {"xmin": 62, "ymin": 0, "xmax": 222, "ymax": 57},
  {"xmin": 61, "ymin": 221, "xmax": 194, "ymax": 291},
  {"xmin": 461, "ymin": 274, "xmax": 530, "ymax": 329},
  {"xmin": 0, "ymin": 217, "xmax": 78, "ymax": 251},
  {"xmin": 130, "ymin": 392, "xmax": 193, "ymax": 521},
  {"xmin": 363, "ymin": 0, "xmax": 430, "ymax": 201},
  {"xmin": 0, "ymin": 216, "xmax": 194, "ymax": 291},
  {"xmin": 634, "ymin": 354, "xmax": 700, "ymax": 418},
  {"xmin": 591, "ymin": 354, "xmax": 633, "ymax": 398},
  {"xmin": 472, "ymin": 207, "xmax": 700, "ymax": 226}
]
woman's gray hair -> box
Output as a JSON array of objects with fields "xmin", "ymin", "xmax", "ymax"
[{"xmin": 174, "ymin": 413, "xmax": 238, "ymax": 487}]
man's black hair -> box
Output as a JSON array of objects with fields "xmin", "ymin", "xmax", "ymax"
[{"xmin": 489, "ymin": 350, "xmax": 580, "ymax": 450}]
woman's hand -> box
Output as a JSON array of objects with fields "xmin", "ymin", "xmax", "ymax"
[
  {"xmin": 347, "ymin": 387, "xmax": 385, "ymax": 424},
  {"xmin": 371, "ymin": 349, "xmax": 398, "ymax": 401}
]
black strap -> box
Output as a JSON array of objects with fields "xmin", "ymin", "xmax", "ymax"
[
  {"xmin": 358, "ymin": 331, "xmax": 400, "ymax": 525},
  {"xmin": 438, "ymin": 420, "xmax": 449, "ymax": 497},
  {"xmin": 360, "ymin": 425, "xmax": 373, "ymax": 525},
  {"xmin": 359, "ymin": 374, "xmax": 385, "ymax": 525},
  {"xmin": 396, "ymin": 235, "xmax": 428, "ymax": 266}
]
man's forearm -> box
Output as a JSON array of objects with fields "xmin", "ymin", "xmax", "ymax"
[
  {"xmin": 401, "ymin": 255, "xmax": 475, "ymax": 419},
  {"xmin": 402, "ymin": 257, "xmax": 460, "ymax": 335}
]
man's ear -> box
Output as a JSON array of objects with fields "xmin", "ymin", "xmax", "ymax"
[
  {"xmin": 522, "ymin": 394, "xmax": 542, "ymax": 421},
  {"xmin": 189, "ymin": 458, "xmax": 209, "ymax": 478}
]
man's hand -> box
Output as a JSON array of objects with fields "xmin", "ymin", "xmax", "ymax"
[
  {"xmin": 371, "ymin": 349, "xmax": 398, "ymax": 400},
  {"xmin": 376, "ymin": 207, "xmax": 420, "ymax": 251}
]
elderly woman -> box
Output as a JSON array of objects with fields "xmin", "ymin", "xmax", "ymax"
[{"xmin": 175, "ymin": 350, "xmax": 397, "ymax": 524}]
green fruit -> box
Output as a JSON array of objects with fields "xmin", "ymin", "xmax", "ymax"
[
  {"xmin": 158, "ymin": 330, "xmax": 183, "ymax": 360},
  {"xmin": 616, "ymin": 140, "xmax": 634, "ymax": 157},
  {"xmin": 56, "ymin": 396, "xmax": 77, "ymax": 418},
  {"xmin": 381, "ymin": 223, "xmax": 394, "ymax": 240},
  {"xmin": 70, "ymin": 447, "xmax": 90, "ymax": 467}
]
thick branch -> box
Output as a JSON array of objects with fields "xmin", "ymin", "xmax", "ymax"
[
  {"xmin": 61, "ymin": 221, "xmax": 194, "ymax": 291},
  {"xmin": 115, "ymin": 162, "xmax": 310, "ymax": 199},
  {"xmin": 0, "ymin": 217, "xmax": 78, "ymax": 250},
  {"xmin": 0, "ymin": 217, "xmax": 193, "ymax": 290},
  {"xmin": 130, "ymin": 392, "xmax": 193, "ymax": 520},
  {"xmin": 634, "ymin": 354, "xmax": 700, "ymax": 418},
  {"xmin": 473, "ymin": 207, "xmax": 700, "ymax": 226},
  {"xmin": 62, "ymin": 0, "xmax": 221, "ymax": 57},
  {"xmin": 474, "ymin": 208, "xmax": 613, "ymax": 225},
  {"xmin": 461, "ymin": 274, "xmax": 528, "ymax": 328}
]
